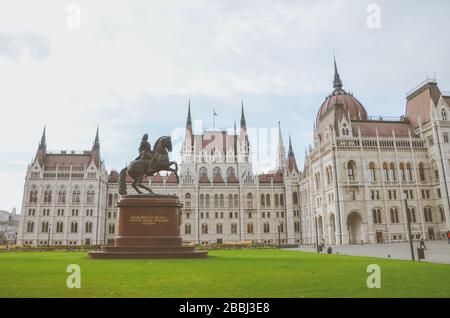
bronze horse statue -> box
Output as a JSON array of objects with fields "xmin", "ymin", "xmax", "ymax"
[{"xmin": 118, "ymin": 136, "xmax": 178, "ymax": 195}]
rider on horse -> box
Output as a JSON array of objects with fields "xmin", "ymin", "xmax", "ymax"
[{"xmin": 135, "ymin": 133, "xmax": 155, "ymax": 175}]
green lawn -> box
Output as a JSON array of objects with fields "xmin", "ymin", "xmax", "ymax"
[{"xmin": 0, "ymin": 249, "xmax": 449, "ymax": 298}]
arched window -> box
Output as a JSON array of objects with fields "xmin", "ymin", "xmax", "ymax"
[
  {"xmin": 58, "ymin": 188, "xmax": 66, "ymax": 203},
  {"xmin": 246, "ymin": 193, "xmax": 253, "ymax": 208},
  {"xmin": 27, "ymin": 221, "xmax": 34, "ymax": 233},
  {"xmin": 201, "ymin": 223, "xmax": 208, "ymax": 234},
  {"xmin": 263, "ymin": 222, "xmax": 270, "ymax": 233},
  {"xmin": 280, "ymin": 194, "xmax": 284, "ymax": 206},
  {"xmin": 275, "ymin": 194, "xmax": 279, "ymax": 206},
  {"xmin": 199, "ymin": 167, "xmax": 207, "ymax": 177},
  {"xmin": 70, "ymin": 222, "xmax": 78, "ymax": 233},
  {"xmin": 442, "ymin": 108, "xmax": 448, "ymax": 121},
  {"xmin": 399, "ymin": 163, "xmax": 406, "ymax": 182},
  {"xmin": 185, "ymin": 193, "xmax": 191, "ymax": 208},
  {"xmin": 205, "ymin": 194, "xmax": 210, "ymax": 208},
  {"xmin": 108, "ymin": 193, "xmax": 113, "ymax": 207},
  {"xmin": 407, "ymin": 207, "xmax": 417, "ymax": 223},
  {"xmin": 368, "ymin": 162, "xmax": 376, "ymax": 182},
  {"xmin": 227, "ymin": 167, "xmax": 236, "ymax": 178},
  {"xmin": 247, "ymin": 222, "xmax": 254, "ymax": 234},
  {"xmin": 41, "ymin": 221, "xmax": 49, "ymax": 233},
  {"xmin": 406, "ymin": 163, "xmax": 413, "ymax": 181},
  {"xmin": 383, "ymin": 163, "xmax": 389, "ymax": 181},
  {"xmin": 214, "ymin": 194, "xmax": 219, "ymax": 207},
  {"xmin": 108, "ymin": 223, "xmax": 115, "ymax": 234},
  {"xmin": 72, "ymin": 188, "xmax": 81, "ymax": 203},
  {"xmin": 234, "ymin": 194, "xmax": 239, "ymax": 207},
  {"xmin": 85, "ymin": 222, "xmax": 92, "ymax": 233},
  {"xmin": 390, "ymin": 163, "xmax": 396, "ymax": 181},
  {"xmin": 228, "ymin": 194, "xmax": 233, "ymax": 207},
  {"xmin": 216, "ymin": 223, "xmax": 223, "ymax": 234},
  {"xmin": 390, "ymin": 208, "xmax": 400, "ymax": 223},
  {"xmin": 213, "ymin": 167, "xmax": 222, "ymax": 178},
  {"xmin": 432, "ymin": 161, "xmax": 439, "ymax": 180},
  {"xmin": 230, "ymin": 223, "xmax": 237, "ymax": 234},
  {"xmin": 266, "ymin": 194, "xmax": 271, "ymax": 207},
  {"xmin": 86, "ymin": 190, "xmax": 95, "ymax": 204},
  {"xmin": 293, "ymin": 192, "xmax": 299, "ymax": 205},
  {"xmin": 199, "ymin": 194, "xmax": 205, "ymax": 208},
  {"xmin": 372, "ymin": 208, "xmax": 382, "ymax": 224},
  {"xmin": 439, "ymin": 206, "xmax": 446, "ymax": 222},
  {"xmin": 347, "ymin": 161, "xmax": 356, "ymax": 181},
  {"xmin": 29, "ymin": 187, "xmax": 38, "ymax": 203},
  {"xmin": 219, "ymin": 194, "xmax": 224, "ymax": 207},
  {"xmin": 419, "ymin": 162, "xmax": 425, "ymax": 181},
  {"xmin": 424, "ymin": 207, "xmax": 433, "ymax": 223},
  {"xmin": 56, "ymin": 222, "xmax": 63, "ymax": 233},
  {"xmin": 185, "ymin": 223, "xmax": 191, "ymax": 234},
  {"xmin": 260, "ymin": 194, "xmax": 265, "ymax": 207},
  {"xmin": 342, "ymin": 123, "xmax": 349, "ymax": 136}
]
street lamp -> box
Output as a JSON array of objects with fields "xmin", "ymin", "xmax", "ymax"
[
  {"xmin": 314, "ymin": 212, "xmax": 319, "ymax": 253},
  {"xmin": 277, "ymin": 222, "xmax": 281, "ymax": 248},
  {"xmin": 47, "ymin": 223, "xmax": 52, "ymax": 248},
  {"xmin": 402, "ymin": 191, "xmax": 415, "ymax": 261}
]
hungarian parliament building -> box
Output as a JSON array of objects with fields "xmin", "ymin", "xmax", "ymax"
[{"xmin": 18, "ymin": 62, "xmax": 450, "ymax": 247}]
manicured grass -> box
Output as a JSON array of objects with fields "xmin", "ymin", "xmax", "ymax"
[{"xmin": 0, "ymin": 249, "xmax": 449, "ymax": 298}]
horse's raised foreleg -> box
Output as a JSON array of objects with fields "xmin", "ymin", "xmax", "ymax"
[{"xmin": 131, "ymin": 179, "xmax": 142, "ymax": 194}]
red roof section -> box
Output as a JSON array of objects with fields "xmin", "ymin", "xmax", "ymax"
[
  {"xmin": 317, "ymin": 91, "xmax": 368, "ymax": 124},
  {"xmin": 166, "ymin": 173, "xmax": 178, "ymax": 184},
  {"xmin": 199, "ymin": 174, "xmax": 210, "ymax": 183},
  {"xmin": 227, "ymin": 174, "xmax": 239, "ymax": 183},
  {"xmin": 213, "ymin": 174, "xmax": 225, "ymax": 183},
  {"xmin": 351, "ymin": 120, "xmax": 413, "ymax": 138}
]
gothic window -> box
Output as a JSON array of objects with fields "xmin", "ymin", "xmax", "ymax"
[
  {"xmin": 199, "ymin": 167, "xmax": 207, "ymax": 177},
  {"xmin": 70, "ymin": 222, "xmax": 78, "ymax": 233},
  {"xmin": 201, "ymin": 223, "xmax": 208, "ymax": 234},
  {"xmin": 185, "ymin": 223, "xmax": 191, "ymax": 234},
  {"xmin": 368, "ymin": 162, "xmax": 376, "ymax": 182},
  {"xmin": 424, "ymin": 207, "xmax": 433, "ymax": 223},
  {"xmin": 213, "ymin": 167, "xmax": 222, "ymax": 178},
  {"xmin": 372, "ymin": 208, "xmax": 382, "ymax": 224},
  {"xmin": 108, "ymin": 223, "xmax": 115, "ymax": 234},
  {"xmin": 389, "ymin": 163, "xmax": 396, "ymax": 181},
  {"xmin": 85, "ymin": 222, "xmax": 92, "ymax": 233},
  {"xmin": 406, "ymin": 163, "xmax": 413, "ymax": 181},
  {"xmin": 214, "ymin": 194, "xmax": 219, "ymax": 207},
  {"xmin": 72, "ymin": 187, "xmax": 81, "ymax": 203},
  {"xmin": 293, "ymin": 192, "xmax": 299, "ymax": 205},
  {"xmin": 247, "ymin": 222, "xmax": 254, "ymax": 234},
  {"xmin": 407, "ymin": 207, "xmax": 417, "ymax": 223},
  {"xmin": 399, "ymin": 163, "xmax": 406, "ymax": 182},
  {"xmin": 41, "ymin": 221, "xmax": 49, "ymax": 233},
  {"xmin": 227, "ymin": 167, "xmax": 236, "ymax": 178},
  {"xmin": 27, "ymin": 221, "xmax": 34, "ymax": 233},
  {"xmin": 383, "ymin": 163, "xmax": 389, "ymax": 181},
  {"xmin": 86, "ymin": 190, "xmax": 95, "ymax": 204},
  {"xmin": 205, "ymin": 194, "xmax": 210, "ymax": 208},
  {"xmin": 347, "ymin": 161, "xmax": 356, "ymax": 181},
  {"xmin": 342, "ymin": 123, "xmax": 349, "ymax": 136},
  {"xmin": 266, "ymin": 194, "xmax": 271, "ymax": 207},
  {"xmin": 280, "ymin": 194, "xmax": 284, "ymax": 206},
  {"xmin": 219, "ymin": 194, "xmax": 224, "ymax": 207},
  {"xmin": 216, "ymin": 223, "xmax": 223, "ymax": 234},
  {"xmin": 263, "ymin": 223, "xmax": 270, "ymax": 233},
  {"xmin": 29, "ymin": 187, "xmax": 38, "ymax": 203},
  {"xmin": 261, "ymin": 194, "xmax": 265, "ymax": 207},
  {"xmin": 56, "ymin": 222, "xmax": 63, "ymax": 233},
  {"xmin": 108, "ymin": 194, "xmax": 113, "ymax": 207},
  {"xmin": 228, "ymin": 194, "xmax": 233, "ymax": 207},
  {"xmin": 439, "ymin": 206, "xmax": 446, "ymax": 222},
  {"xmin": 231, "ymin": 223, "xmax": 237, "ymax": 234},
  {"xmin": 246, "ymin": 193, "xmax": 253, "ymax": 208},
  {"xmin": 432, "ymin": 161, "xmax": 439, "ymax": 180},
  {"xmin": 234, "ymin": 194, "xmax": 239, "ymax": 207},
  {"xmin": 442, "ymin": 108, "xmax": 448, "ymax": 121},
  {"xmin": 390, "ymin": 208, "xmax": 400, "ymax": 223},
  {"xmin": 419, "ymin": 162, "xmax": 425, "ymax": 181},
  {"xmin": 275, "ymin": 194, "xmax": 279, "ymax": 206},
  {"xmin": 199, "ymin": 194, "xmax": 205, "ymax": 208},
  {"xmin": 185, "ymin": 193, "xmax": 191, "ymax": 208}
]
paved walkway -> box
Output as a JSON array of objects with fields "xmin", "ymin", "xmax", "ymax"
[{"xmin": 287, "ymin": 241, "xmax": 450, "ymax": 264}]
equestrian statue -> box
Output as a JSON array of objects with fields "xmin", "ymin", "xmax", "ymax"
[{"xmin": 118, "ymin": 133, "xmax": 179, "ymax": 195}]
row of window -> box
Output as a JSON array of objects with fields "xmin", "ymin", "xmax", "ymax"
[
  {"xmin": 26, "ymin": 221, "xmax": 95, "ymax": 234},
  {"xmin": 184, "ymin": 222, "xmax": 294, "ymax": 235},
  {"xmin": 27, "ymin": 208, "xmax": 94, "ymax": 217},
  {"xmin": 29, "ymin": 188, "xmax": 96, "ymax": 204},
  {"xmin": 372, "ymin": 206, "xmax": 446, "ymax": 224}
]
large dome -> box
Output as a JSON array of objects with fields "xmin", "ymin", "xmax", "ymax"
[
  {"xmin": 316, "ymin": 90, "xmax": 368, "ymax": 123},
  {"xmin": 316, "ymin": 59, "xmax": 368, "ymax": 124}
]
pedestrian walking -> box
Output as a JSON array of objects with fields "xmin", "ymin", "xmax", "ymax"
[{"xmin": 419, "ymin": 234, "xmax": 427, "ymax": 250}]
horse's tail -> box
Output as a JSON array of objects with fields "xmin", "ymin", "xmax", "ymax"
[{"xmin": 118, "ymin": 167, "xmax": 128, "ymax": 195}]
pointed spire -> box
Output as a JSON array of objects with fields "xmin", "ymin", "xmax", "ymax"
[
  {"xmin": 39, "ymin": 126, "xmax": 46, "ymax": 148},
  {"xmin": 93, "ymin": 126, "xmax": 100, "ymax": 148},
  {"xmin": 276, "ymin": 121, "xmax": 286, "ymax": 170},
  {"xmin": 186, "ymin": 99, "xmax": 192, "ymax": 127},
  {"xmin": 240, "ymin": 99, "xmax": 246, "ymax": 129},
  {"xmin": 333, "ymin": 54, "xmax": 343, "ymax": 91},
  {"xmin": 288, "ymin": 134, "xmax": 294, "ymax": 156}
]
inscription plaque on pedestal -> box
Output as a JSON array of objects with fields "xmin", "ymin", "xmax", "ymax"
[{"xmin": 89, "ymin": 195, "xmax": 207, "ymax": 259}]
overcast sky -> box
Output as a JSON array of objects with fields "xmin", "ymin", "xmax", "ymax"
[{"xmin": 1, "ymin": 0, "xmax": 449, "ymax": 213}]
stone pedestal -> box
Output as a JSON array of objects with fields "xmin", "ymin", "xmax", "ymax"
[{"xmin": 89, "ymin": 195, "xmax": 207, "ymax": 259}]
